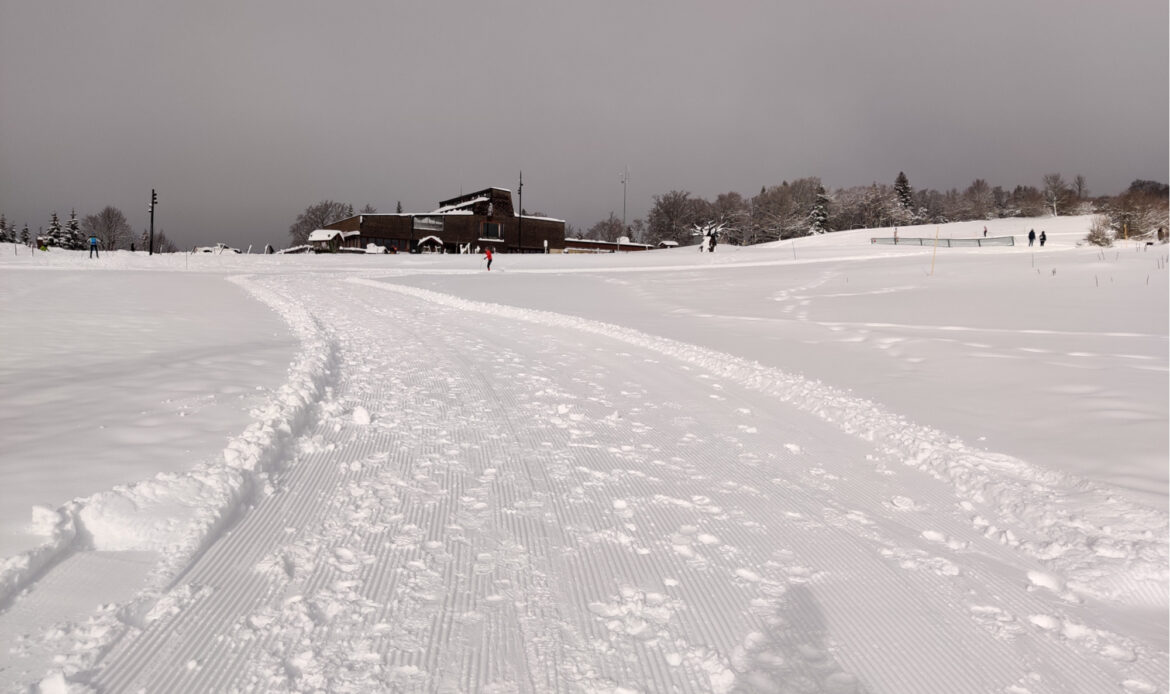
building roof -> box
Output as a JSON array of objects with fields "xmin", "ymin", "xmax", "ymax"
[
  {"xmin": 431, "ymin": 196, "xmax": 489, "ymax": 214},
  {"xmin": 308, "ymin": 229, "xmax": 358, "ymax": 242}
]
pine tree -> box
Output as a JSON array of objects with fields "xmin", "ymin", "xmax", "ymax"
[
  {"xmin": 396, "ymin": 201, "xmax": 403, "ymax": 213},
  {"xmin": 0, "ymin": 215, "xmax": 8, "ymax": 243},
  {"xmin": 45, "ymin": 211, "xmax": 66, "ymax": 247},
  {"xmin": 20, "ymin": 224, "xmax": 30, "ymax": 245},
  {"xmin": 809, "ymin": 186, "xmax": 830, "ymax": 234},
  {"xmin": 65, "ymin": 209, "xmax": 84, "ymax": 249},
  {"xmin": 895, "ymin": 171, "xmax": 914, "ymax": 210}
]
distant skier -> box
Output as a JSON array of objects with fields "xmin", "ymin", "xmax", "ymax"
[
  {"xmin": 1039, "ymin": 231, "xmax": 1047, "ymax": 247},
  {"xmin": 88, "ymin": 233, "xmax": 100, "ymax": 258},
  {"xmin": 983, "ymin": 226, "xmax": 987, "ymax": 238},
  {"xmin": 708, "ymin": 230, "xmax": 718, "ymax": 253},
  {"xmin": 484, "ymin": 246, "xmax": 493, "ymax": 271},
  {"xmin": 1028, "ymin": 229, "xmax": 1036, "ymax": 246}
]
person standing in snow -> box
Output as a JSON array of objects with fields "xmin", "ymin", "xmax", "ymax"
[
  {"xmin": 484, "ymin": 246, "xmax": 493, "ymax": 271},
  {"xmin": 88, "ymin": 233, "xmax": 100, "ymax": 258},
  {"xmin": 708, "ymin": 230, "xmax": 718, "ymax": 252},
  {"xmin": 1028, "ymin": 229, "xmax": 1036, "ymax": 246},
  {"xmin": 983, "ymin": 226, "xmax": 987, "ymax": 238},
  {"xmin": 1039, "ymin": 231, "xmax": 1047, "ymax": 247}
]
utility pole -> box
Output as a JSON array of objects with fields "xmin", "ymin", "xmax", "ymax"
[
  {"xmin": 620, "ymin": 166, "xmax": 630, "ymax": 237},
  {"xmin": 149, "ymin": 189, "xmax": 157, "ymax": 256},
  {"xmin": 517, "ymin": 171, "xmax": 523, "ymax": 253}
]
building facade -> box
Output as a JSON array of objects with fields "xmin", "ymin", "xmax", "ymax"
[{"xmin": 322, "ymin": 188, "xmax": 566, "ymax": 254}]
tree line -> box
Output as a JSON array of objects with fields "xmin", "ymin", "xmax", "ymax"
[
  {"xmin": 582, "ymin": 173, "xmax": 1168, "ymax": 247},
  {"xmin": 0, "ymin": 206, "xmax": 178, "ymax": 252}
]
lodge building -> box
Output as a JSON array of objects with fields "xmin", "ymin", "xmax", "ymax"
[{"xmin": 319, "ymin": 187, "xmax": 566, "ymax": 254}]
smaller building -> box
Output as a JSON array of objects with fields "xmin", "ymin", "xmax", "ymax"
[
  {"xmin": 562, "ymin": 237, "xmax": 654, "ymax": 253},
  {"xmin": 308, "ymin": 229, "xmax": 359, "ymax": 253}
]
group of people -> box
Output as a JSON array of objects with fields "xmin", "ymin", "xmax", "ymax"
[
  {"xmin": 1027, "ymin": 229, "xmax": 1047, "ymax": 247},
  {"xmin": 698, "ymin": 230, "xmax": 719, "ymax": 253}
]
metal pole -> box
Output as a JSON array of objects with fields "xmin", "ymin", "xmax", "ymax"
[
  {"xmin": 517, "ymin": 171, "xmax": 523, "ymax": 253},
  {"xmin": 621, "ymin": 166, "xmax": 628, "ymax": 235},
  {"xmin": 149, "ymin": 188, "xmax": 156, "ymax": 256}
]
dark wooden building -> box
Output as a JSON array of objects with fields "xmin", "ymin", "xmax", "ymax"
[{"xmin": 323, "ymin": 187, "xmax": 566, "ymax": 254}]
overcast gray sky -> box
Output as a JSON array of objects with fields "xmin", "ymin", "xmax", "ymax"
[{"xmin": 2, "ymin": 1, "xmax": 1166, "ymax": 249}]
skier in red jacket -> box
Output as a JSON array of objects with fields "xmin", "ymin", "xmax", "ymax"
[{"xmin": 484, "ymin": 246, "xmax": 493, "ymax": 271}]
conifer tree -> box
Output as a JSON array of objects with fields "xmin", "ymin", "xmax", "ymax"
[
  {"xmin": 66, "ymin": 209, "xmax": 84, "ymax": 249},
  {"xmin": 809, "ymin": 186, "xmax": 830, "ymax": 234},
  {"xmin": 0, "ymin": 214, "xmax": 8, "ymax": 242},
  {"xmin": 895, "ymin": 171, "xmax": 914, "ymax": 210},
  {"xmin": 20, "ymin": 224, "xmax": 30, "ymax": 245},
  {"xmin": 46, "ymin": 211, "xmax": 66, "ymax": 247}
]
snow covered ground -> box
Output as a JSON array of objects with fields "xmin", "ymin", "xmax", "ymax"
[{"xmin": 0, "ymin": 216, "xmax": 1166, "ymax": 693}]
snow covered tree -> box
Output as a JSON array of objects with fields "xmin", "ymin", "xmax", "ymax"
[
  {"xmin": 1043, "ymin": 173, "xmax": 1071, "ymax": 216},
  {"xmin": 20, "ymin": 224, "xmax": 30, "ymax": 245},
  {"xmin": 45, "ymin": 211, "xmax": 67, "ymax": 247},
  {"xmin": 288, "ymin": 200, "xmax": 354, "ymax": 245},
  {"xmin": 0, "ymin": 215, "xmax": 8, "ymax": 243},
  {"xmin": 808, "ymin": 186, "xmax": 830, "ymax": 234},
  {"xmin": 1085, "ymin": 215, "xmax": 1114, "ymax": 246},
  {"xmin": 894, "ymin": 171, "xmax": 914, "ymax": 211},
  {"xmin": 82, "ymin": 206, "xmax": 132, "ymax": 250},
  {"xmin": 963, "ymin": 179, "xmax": 995, "ymax": 219},
  {"xmin": 886, "ymin": 172, "xmax": 918, "ymax": 226},
  {"xmin": 65, "ymin": 209, "xmax": 84, "ymax": 249}
]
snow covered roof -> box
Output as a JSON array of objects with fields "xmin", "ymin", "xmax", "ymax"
[
  {"xmin": 307, "ymin": 229, "xmax": 358, "ymax": 242},
  {"xmin": 416, "ymin": 235, "xmax": 444, "ymax": 245},
  {"xmin": 308, "ymin": 229, "xmax": 340, "ymax": 242},
  {"xmin": 431, "ymin": 197, "xmax": 489, "ymax": 214}
]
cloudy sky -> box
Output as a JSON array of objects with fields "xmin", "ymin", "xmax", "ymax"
[{"xmin": 1, "ymin": 1, "xmax": 1166, "ymax": 249}]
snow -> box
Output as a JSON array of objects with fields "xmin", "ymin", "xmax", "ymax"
[{"xmin": 0, "ymin": 216, "xmax": 1165, "ymax": 693}]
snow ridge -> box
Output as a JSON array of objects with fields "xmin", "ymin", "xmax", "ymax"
[
  {"xmin": 0, "ymin": 274, "xmax": 337, "ymax": 675},
  {"xmin": 349, "ymin": 277, "xmax": 1168, "ymax": 605}
]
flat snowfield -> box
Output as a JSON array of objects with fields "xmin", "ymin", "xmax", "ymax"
[{"xmin": 0, "ymin": 217, "xmax": 1166, "ymax": 693}]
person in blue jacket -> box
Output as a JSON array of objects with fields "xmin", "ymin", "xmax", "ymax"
[{"xmin": 88, "ymin": 234, "xmax": 100, "ymax": 258}]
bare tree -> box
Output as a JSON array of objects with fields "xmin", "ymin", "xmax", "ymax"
[
  {"xmin": 963, "ymin": 179, "xmax": 995, "ymax": 219},
  {"xmin": 647, "ymin": 191, "xmax": 705, "ymax": 245},
  {"xmin": 81, "ymin": 206, "xmax": 132, "ymax": 250},
  {"xmin": 1042, "ymin": 173, "xmax": 1070, "ymax": 216},
  {"xmin": 587, "ymin": 212, "xmax": 625, "ymax": 241},
  {"xmin": 360, "ymin": 203, "xmax": 377, "ymax": 214},
  {"xmin": 288, "ymin": 200, "xmax": 355, "ymax": 245},
  {"xmin": 1073, "ymin": 175, "xmax": 1089, "ymax": 200}
]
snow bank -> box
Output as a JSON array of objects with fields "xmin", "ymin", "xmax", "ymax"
[{"xmin": 0, "ymin": 274, "xmax": 337, "ymax": 607}]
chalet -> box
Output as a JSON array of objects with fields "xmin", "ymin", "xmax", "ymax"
[{"xmin": 323, "ymin": 187, "xmax": 566, "ymax": 254}]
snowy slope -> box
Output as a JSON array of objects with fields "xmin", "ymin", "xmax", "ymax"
[{"xmin": 0, "ymin": 216, "xmax": 1166, "ymax": 693}]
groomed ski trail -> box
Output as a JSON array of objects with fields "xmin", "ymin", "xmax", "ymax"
[{"xmin": 72, "ymin": 273, "xmax": 1168, "ymax": 693}]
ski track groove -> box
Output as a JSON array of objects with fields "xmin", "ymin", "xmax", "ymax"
[{"xmin": 71, "ymin": 273, "xmax": 1166, "ymax": 694}]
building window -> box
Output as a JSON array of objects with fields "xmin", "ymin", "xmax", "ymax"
[{"xmin": 482, "ymin": 222, "xmax": 501, "ymax": 239}]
